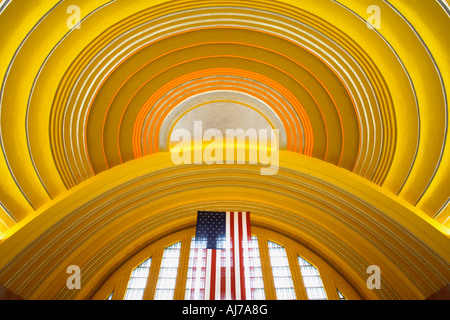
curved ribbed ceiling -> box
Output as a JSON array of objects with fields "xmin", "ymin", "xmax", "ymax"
[{"xmin": 0, "ymin": 0, "xmax": 449, "ymax": 300}]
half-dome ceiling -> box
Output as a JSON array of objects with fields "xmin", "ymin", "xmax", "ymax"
[
  {"xmin": 1, "ymin": 0, "xmax": 448, "ymax": 227},
  {"xmin": 0, "ymin": 0, "xmax": 449, "ymax": 300}
]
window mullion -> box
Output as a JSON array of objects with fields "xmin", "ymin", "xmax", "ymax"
[
  {"xmin": 321, "ymin": 273, "xmax": 340, "ymax": 300},
  {"xmin": 114, "ymin": 272, "xmax": 131, "ymax": 300},
  {"xmin": 257, "ymin": 234, "xmax": 276, "ymax": 300},
  {"xmin": 173, "ymin": 236, "xmax": 191, "ymax": 300},
  {"xmin": 286, "ymin": 247, "xmax": 307, "ymax": 300},
  {"xmin": 143, "ymin": 248, "xmax": 164, "ymax": 300}
]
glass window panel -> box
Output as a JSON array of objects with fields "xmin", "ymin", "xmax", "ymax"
[
  {"xmin": 128, "ymin": 277, "xmax": 148, "ymax": 289},
  {"xmin": 154, "ymin": 289, "xmax": 174, "ymax": 300},
  {"xmin": 337, "ymin": 290, "xmax": 346, "ymax": 300},
  {"xmin": 273, "ymin": 276, "xmax": 294, "ymax": 288},
  {"xmin": 124, "ymin": 289, "xmax": 139, "ymax": 300},
  {"xmin": 272, "ymin": 266, "xmax": 292, "ymax": 277},
  {"xmin": 156, "ymin": 277, "xmax": 177, "ymax": 289},
  {"xmin": 131, "ymin": 267, "xmax": 149, "ymax": 278},
  {"xmin": 268, "ymin": 241, "xmax": 296, "ymax": 300},
  {"xmin": 300, "ymin": 266, "xmax": 320, "ymax": 276},
  {"xmin": 303, "ymin": 276, "xmax": 322, "ymax": 287},
  {"xmin": 139, "ymin": 258, "xmax": 152, "ymax": 268},
  {"xmin": 252, "ymin": 289, "xmax": 265, "ymax": 299},
  {"xmin": 159, "ymin": 267, "xmax": 178, "ymax": 278},
  {"xmin": 298, "ymin": 256, "xmax": 327, "ymax": 300},
  {"xmin": 276, "ymin": 288, "xmax": 296, "ymax": 300},
  {"xmin": 185, "ymin": 236, "xmax": 207, "ymax": 300},
  {"xmin": 124, "ymin": 257, "xmax": 152, "ymax": 300},
  {"xmin": 247, "ymin": 235, "xmax": 265, "ymax": 300},
  {"xmin": 154, "ymin": 242, "xmax": 181, "ymax": 300}
]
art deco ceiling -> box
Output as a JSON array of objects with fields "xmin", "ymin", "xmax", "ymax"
[{"xmin": 0, "ymin": 0, "xmax": 448, "ymax": 300}]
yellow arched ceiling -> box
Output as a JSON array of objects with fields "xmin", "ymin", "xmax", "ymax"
[{"xmin": 0, "ymin": 0, "xmax": 449, "ymax": 299}]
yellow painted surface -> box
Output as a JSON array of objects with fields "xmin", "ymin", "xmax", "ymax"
[{"xmin": 0, "ymin": 0, "xmax": 448, "ymax": 300}]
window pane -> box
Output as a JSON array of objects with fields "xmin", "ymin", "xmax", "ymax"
[
  {"xmin": 248, "ymin": 235, "xmax": 265, "ymax": 300},
  {"xmin": 154, "ymin": 242, "xmax": 181, "ymax": 300},
  {"xmin": 185, "ymin": 237, "xmax": 207, "ymax": 300},
  {"xmin": 298, "ymin": 256, "xmax": 327, "ymax": 300},
  {"xmin": 124, "ymin": 257, "xmax": 152, "ymax": 300},
  {"xmin": 268, "ymin": 241, "xmax": 296, "ymax": 300},
  {"xmin": 275, "ymin": 288, "xmax": 296, "ymax": 300},
  {"xmin": 128, "ymin": 277, "xmax": 148, "ymax": 289}
]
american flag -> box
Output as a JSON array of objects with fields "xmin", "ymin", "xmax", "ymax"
[{"xmin": 186, "ymin": 211, "xmax": 252, "ymax": 300}]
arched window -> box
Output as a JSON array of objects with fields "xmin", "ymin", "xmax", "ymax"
[
  {"xmin": 185, "ymin": 237, "xmax": 207, "ymax": 300},
  {"xmin": 337, "ymin": 290, "xmax": 346, "ymax": 300},
  {"xmin": 297, "ymin": 256, "xmax": 327, "ymax": 300},
  {"xmin": 154, "ymin": 242, "xmax": 182, "ymax": 300},
  {"xmin": 268, "ymin": 241, "xmax": 296, "ymax": 300},
  {"xmin": 124, "ymin": 257, "xmax": 152, "ymax": 300},
  {"xmin": 248, "ymin": 236, "xmax": 265, "ymax": 300},
  {"xmin": 95, "ymin": 227, "xmax": 360, "ymax": 300}
]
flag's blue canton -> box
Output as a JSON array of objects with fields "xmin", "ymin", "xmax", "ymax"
[{"xmin": 195, "ymin": 211, "xmax": 226, "ymax": 249}]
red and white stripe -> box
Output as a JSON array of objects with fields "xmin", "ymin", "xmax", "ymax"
[{"xmin": 189, "ymin": 212, "xmax": 251, "ymax": 300}]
